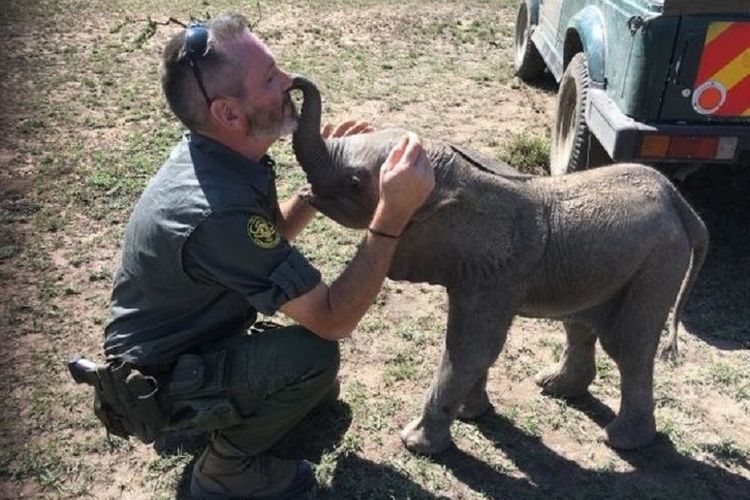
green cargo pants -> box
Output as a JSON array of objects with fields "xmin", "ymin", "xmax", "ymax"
[{"xmin": 161, "ymin": 323, "xmax": 339, "ymax": 476}]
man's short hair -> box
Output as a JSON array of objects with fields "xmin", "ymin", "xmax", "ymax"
[{"xmin": 161, "ymin": 13, "xmax": 251, "ymax": 131}]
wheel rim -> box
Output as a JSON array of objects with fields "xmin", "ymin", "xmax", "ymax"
[
  {"xmin": 514, "ymin": 4, "xmax": 529, "ymax": 69},
  {"xmin": 551, "ymin": 77, "xmax": 578, "ymax": 176}
]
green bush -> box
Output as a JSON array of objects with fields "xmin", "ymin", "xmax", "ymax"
[{"xmin": 501, "ymin": 132, "xmax": 550, "ymax": 174}]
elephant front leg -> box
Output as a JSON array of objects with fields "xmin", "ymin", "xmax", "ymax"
[
  {"xmin": 401, "ymin": 290, "xmax": 513, "ymax": 454},
  {"xmin": 401, "ymin": 355, "xmax": 483, "ymax": 453},
  {"xmin": 457, "ymin": 374, "xmax": 491, "ymax": 420}
]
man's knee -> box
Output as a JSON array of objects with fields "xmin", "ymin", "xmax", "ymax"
[{"xmin": 283, "ymin": 325, "xmax": 340, "ymax": 381}]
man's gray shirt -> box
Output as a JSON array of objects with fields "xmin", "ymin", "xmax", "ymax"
[{"xmin": 104, "ymin": 133, "xmax": 321, "ymax": 366}]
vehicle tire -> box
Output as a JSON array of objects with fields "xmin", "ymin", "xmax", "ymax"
[
  {"xmin": 514, "ymin": 1, "xmax": 545, "ymax": 81},
  {"xmin": 549, "ymin": 52, "xmax": 610, "ymax": 176}
]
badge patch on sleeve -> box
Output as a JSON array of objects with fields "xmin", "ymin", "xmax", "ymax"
[{"xmin": 247, "ymin": 215, "xmax": 280, "ymax": 249}]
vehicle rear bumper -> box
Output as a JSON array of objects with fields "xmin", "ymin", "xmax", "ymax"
[{"xmin": 587, "ymin": 89, "xmax": 750, "ymax": 165}]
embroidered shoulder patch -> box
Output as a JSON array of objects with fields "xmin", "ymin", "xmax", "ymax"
[{"xmin": 247, "ymin": 215, "xmax": 280, "ymax": 249}]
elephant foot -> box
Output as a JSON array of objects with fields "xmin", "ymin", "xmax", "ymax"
[
  {"xmin": 400, "ymin": 416, "xmax": 452, "ymax": 455},
  {"xmin": 534, "ymin": 363, "xmax": 594, "ymax": 398},
  {"xmin": 600, "ymin": 412, "xmax": 656, "ymax": 449},
  {"xmin": 456, "ymin": 391, "xmax": 492, "ymax": 421}
]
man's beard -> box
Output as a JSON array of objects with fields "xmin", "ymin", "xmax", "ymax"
[{"xmin": 246, "ymin": 95, "xmax": 298, "ymax": 140}]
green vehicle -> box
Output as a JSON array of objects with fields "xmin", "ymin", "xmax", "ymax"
[{"xmin": 513, "ymin": 0, "xmax": 750, "ymax": 175}]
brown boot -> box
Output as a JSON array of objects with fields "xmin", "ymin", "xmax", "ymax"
[{"xmin": 190, "ymin": 443, "xmax": 313, "ymax": 499}]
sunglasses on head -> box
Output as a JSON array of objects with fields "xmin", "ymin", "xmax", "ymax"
[{"xmin": 184, "ymin": 22, "xmax": 213, "ymax": 107}]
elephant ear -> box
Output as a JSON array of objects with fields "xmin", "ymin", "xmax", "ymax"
[{"xmin": 449, "ymin": 144, "xmax": 532, "ymax": 180}]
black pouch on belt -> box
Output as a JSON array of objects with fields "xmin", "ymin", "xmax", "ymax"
[{"xmin": 68, "ymin": 356, "xmax": 168, "ymax": 444}]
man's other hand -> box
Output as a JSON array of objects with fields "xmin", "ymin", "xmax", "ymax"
[{"xmin": 321, "ymin": 120, "xmax": 374, "ymax": 139}]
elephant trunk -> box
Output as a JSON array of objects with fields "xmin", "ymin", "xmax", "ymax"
[{"xmin": 291, "ymin": 75, "xmax": 336, "ymax": 189}]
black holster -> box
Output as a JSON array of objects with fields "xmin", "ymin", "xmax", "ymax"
[{"xmin": 68, "ymin": 356, "xmax": 168, "ymax": 444}]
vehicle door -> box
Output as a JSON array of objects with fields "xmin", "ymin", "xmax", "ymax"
[
  {"xmin": 539, "ymin": 0, "xmax": 564, "ymax": 37},
  {"xmin": 537, "ymin": 0, "xmax": 565, "ymax": 76}
]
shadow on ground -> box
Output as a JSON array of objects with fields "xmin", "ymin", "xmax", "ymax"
[
  {"xmin": 677, "ymin": 165, "xmax": 750, "ymax": 348},
  {"xmin": 435, "ymin": 399, "xmax": 750, "ymax": 499},
  {"xmin": 315, "ymin": 454, "xmax": 446, "ymax": 500},
  {"xmin": 523, "ymin": 71, "xmax": 559, "ymax": 95},
  {"xmin": 156, "ymin": 400, "xmax": 442, "ymax": 499},
  {"xmin": 157, "ymin": 399, "xmax": 443, "ymax": 499},
  {"xmin": 157, "ymin": 395, "xmax": 750, "ymax": 499}
]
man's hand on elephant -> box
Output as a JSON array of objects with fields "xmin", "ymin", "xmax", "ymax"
[
  {"xmin": 371, "ymin": 132, "xmax": 435, "ymax": 236},
  {"xmin": 322, "ymin": 120, "xmax": 374, "ymax": 139}
]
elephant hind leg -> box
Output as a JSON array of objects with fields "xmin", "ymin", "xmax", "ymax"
[
  {"xmin": 597, "ymin": 258, "xmax": 683, "ymax": 449},
  {"xmin": 599, "ymin": 323, "xmax": 660, "ymax": 450},
  {"xmin": 535, "ymin": 321, "xmax": 597, "ymax": 398}
]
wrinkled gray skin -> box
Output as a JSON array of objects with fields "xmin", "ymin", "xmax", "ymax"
[{"xmin": 291, "ymin": 75, "xmax": 709, "ymax": 452}]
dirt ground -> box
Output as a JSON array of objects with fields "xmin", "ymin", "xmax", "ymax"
[{"xmin": 1, "ymin": 1, "xmax": 749, "ymax": 499}]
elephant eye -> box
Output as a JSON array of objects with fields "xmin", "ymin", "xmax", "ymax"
[{"xmin": 350, "ymin": 175, "xmax": 361, "ymax": 188}]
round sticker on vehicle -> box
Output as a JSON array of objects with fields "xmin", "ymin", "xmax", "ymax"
[
  {"xmin": 692, "ymin": 80, "xmax": 727, "ymax": 115},
  {"xmin": 247, "ymin": 215, "xmax": 280, "ymax": 249}
]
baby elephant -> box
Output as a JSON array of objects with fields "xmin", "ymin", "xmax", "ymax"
[{"xmin": 291, "ymin": 76, "xmax": 708, "ymax": 452}]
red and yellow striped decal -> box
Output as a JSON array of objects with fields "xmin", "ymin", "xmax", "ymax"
[{"xmin": 693, "ymin": 22, "xmax": 750, "ymax": 117}]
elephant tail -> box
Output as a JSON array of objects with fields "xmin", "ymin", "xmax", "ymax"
[{"xmin": 660, "ymin": 187, "xmax": 709, "ymax": 361}]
